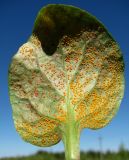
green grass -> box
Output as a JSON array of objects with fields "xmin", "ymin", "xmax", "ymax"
[{"xmin": 1, "ymin": 149, "xmax": 129, "ymax": 160}]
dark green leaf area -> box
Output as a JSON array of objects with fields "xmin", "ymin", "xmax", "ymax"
[{"xmin": 33, "ymin": 4, "xmax": 106, "ymax": 55}]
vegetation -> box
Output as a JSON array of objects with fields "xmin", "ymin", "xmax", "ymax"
[{"xmin": 1, "ymin": 148, "xmax": 129, "ymax": 160}]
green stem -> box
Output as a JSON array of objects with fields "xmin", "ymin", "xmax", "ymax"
[
  {"xmin": 62, "ymin": 110, "xmax": 80, "ymax": 160},
  {"xmin": 61, "ymin": 83, "xmax": 80, "ymax": 160}
]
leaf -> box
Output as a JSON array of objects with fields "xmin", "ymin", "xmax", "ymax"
[{"xmin": 9, "ymin": 4, "xmax": 124, "ymax": 149}]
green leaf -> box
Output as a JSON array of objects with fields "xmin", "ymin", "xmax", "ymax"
[{"xmin": 9, "ymin": 4, "xmax": 124, "ymax": 160}]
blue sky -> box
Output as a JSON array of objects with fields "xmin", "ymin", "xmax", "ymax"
[{"xmin": 0, "ymin": 0, "xmax": 129, "ymax": 158}]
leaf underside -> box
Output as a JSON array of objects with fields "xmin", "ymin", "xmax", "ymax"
[{"xmin": 9, "ymin": 4, "xmax": 124, "ymax": 147}]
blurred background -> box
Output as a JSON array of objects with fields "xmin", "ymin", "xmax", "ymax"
[{"xmin": 0, "ymin": 0, "xmax": 129, "ymax": 159}]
